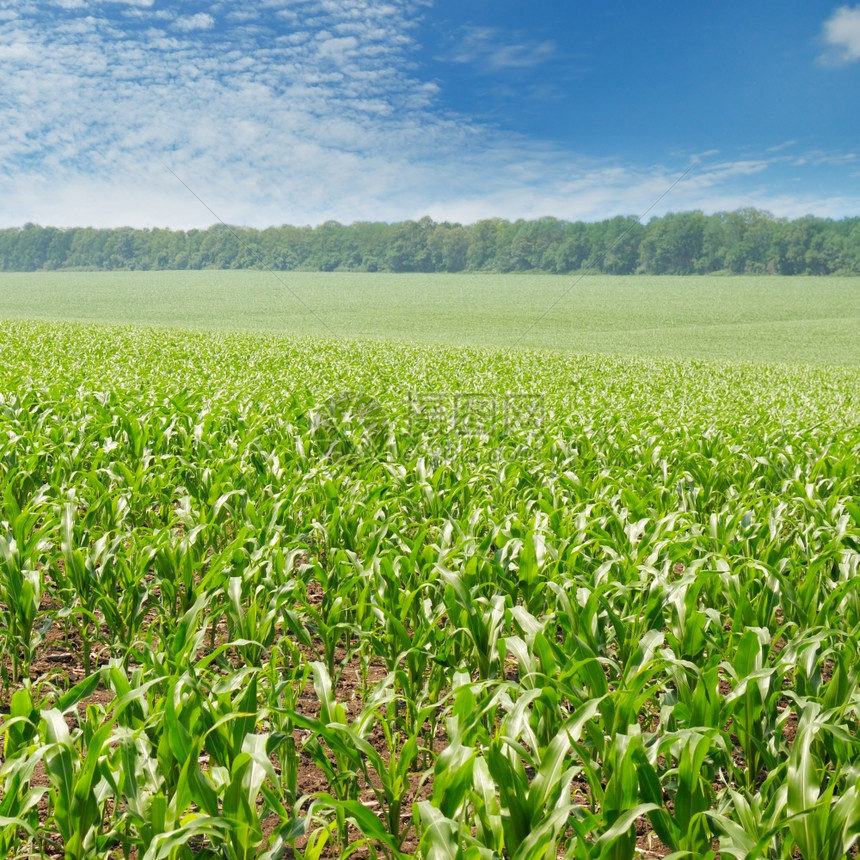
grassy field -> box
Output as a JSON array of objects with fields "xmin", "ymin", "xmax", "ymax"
[{"xmin": 0, "ymin": 271, "xmax": 858, "ymax": 364}]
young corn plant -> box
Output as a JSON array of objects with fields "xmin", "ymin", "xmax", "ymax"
[
  {"xmin": 0, "ymin": 485, "xmax": 54, "ymax": 692},
  {"xmin": 439, "ymin": 569, "xmax": 506, "ymax": 680},
  {"xmin": 292, "ymin": 663, "xmax": 422, "ymax": 855},
  {"xmin": 223, "ymin": 574, "xmax": 287, "ymax": 666},
  {"xmin": 786, "ymin": 703, "xmax": 860, "ymax": 860},
  {"xmin": 291, "ymin": 662, "xmax": 365, "ymax": 847},
  {"xmin": 484, "ymin": 726, "xmax": 580, "ymax": 860},
  {"xmin": 58, "ymin": 502, "xmax": 110, "ymax": 675},
  {"xmin": 0, "ymin": 539, "xmax": 43, "ymax": 691},
  {"xmin": 40, "ymin": 706, "xmax": 120, "ymax": 860},
  {"xmin": 720, "ymin": 627, "xmax": 789, "ymax": 792},
  {"xmin": 635, "ymin": 728, "xmax": 718, "ymax": 856},
  {"xmin": 567, "ymin": 728, "xmax": 662, "ymax": 860},
  {"xmin": 0, "ymin": 689, "xmax": 44, "ymax": 856}
]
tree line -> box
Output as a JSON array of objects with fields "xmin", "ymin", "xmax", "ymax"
[{"xmin": 1, "ymin": 208, "xmax": 858, "ymax": 274}]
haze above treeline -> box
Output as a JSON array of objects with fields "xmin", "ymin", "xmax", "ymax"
[{"xmin": 2, "ymin": 209, "xmax": 858, "ymax": 276}]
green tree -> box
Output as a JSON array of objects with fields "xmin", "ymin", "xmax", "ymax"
[{"xmin": 638, "ymin": 212, "xmax": 705, "ymax": 274}]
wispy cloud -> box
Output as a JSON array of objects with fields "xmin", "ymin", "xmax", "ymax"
[
  {"xmin": 0, "ymin": 0, "xmax": 857, "ymax": 228},
  {"xmin": 766, "ymin": 140, "xmax": 797, "ymax": 153},
  {"xmin": 442, "ymin": 26, "xmax": 556, "ymax": 72},
  {"xmin": 820, "ymin": 4, "xmax": 860, "ymax": 64},
  {"xmin": 0, "ymin": 0, "xmax": 447, "ymax": 226},
  {"xmin": 102, "ymin": 0, "xmax": 155, "ymax": 7}
]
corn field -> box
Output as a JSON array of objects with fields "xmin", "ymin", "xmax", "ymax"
[{"xmin": 0, "ymin": 319, "xmax": 859, "ymax": 859}]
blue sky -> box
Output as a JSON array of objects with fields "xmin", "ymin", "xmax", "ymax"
[{"xmin": 0, "ymin": 0, "xmax": 858, "ymax": 228}]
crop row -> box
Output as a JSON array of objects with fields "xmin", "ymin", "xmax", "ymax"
[{"xmin": 0, "ymin": 321, "xmax": 859, "ymax": 858}]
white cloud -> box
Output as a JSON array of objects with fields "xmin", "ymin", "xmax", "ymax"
[
  {"xmin": 766, "ymin": 140, "xmax": 797, "ymax": 153},
  {"xmin": 0, "ymin": 42, "xmax": 33, "ymax": 60},
  {"xmin": 0, "ymin": 0, "xmax": 857, "ymax": 228},
  {"xmin": 820, "ymin": 5, "xmax": 860, "ymax": 63},
  {"xmin": 173, "ymin": 12, "xmax": 215, "ymax": 32},
  {"xmin": 698, "ymin": 160, "xmax": 771, "ymax": 180},
  {"xmin": 444, "ymin": 26, "xmax": 556, "ymax": 71}
]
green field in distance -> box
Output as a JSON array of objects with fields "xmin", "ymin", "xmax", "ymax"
[{"xmin": 0, "ymin": 271, "xmax": 857, "ymax": 365}]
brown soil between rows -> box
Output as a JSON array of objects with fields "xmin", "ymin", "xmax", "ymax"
[
  {"xmin": 5, "ymin": 582, "xmax": 831, "ymax": 859},
  {"xmin": 2, "ymin": 611, "xmax": 679, "ymax": 860}
]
